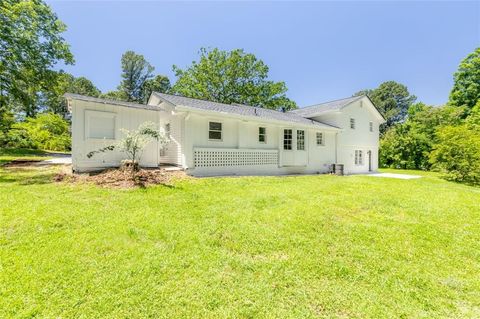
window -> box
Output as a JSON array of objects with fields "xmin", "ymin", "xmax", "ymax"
[
  {"xmin": 355, "ymin": 150, "xmax": 363, "ymax": 165},
  {"xmin": 369, "ymin": 121, "xmax": 373, "ymax": 132},
  {"xmin": 283, "ymin": 129, "xmax": 292, "ymax": 150},
  {"xmin": 297, "ymin": 130, "xmax": 305, "ymax": 150},
  {"xmin": 258, "ymin": 127, "xmax": 266, "ymax": 143},
  {"xmin": 208, "ymin": 121, "xmax": 222, "ymax": 140},
  {"xmin": 316, "ymin": 132, "xmax": 324, "ymax": 146},
  {"xmin": 350, "ymin": 118, "xmax": 355, "ymax": 129},
  {"xmin": 86, "ymin": 110, "xmax": 116, "ymax": 139}
]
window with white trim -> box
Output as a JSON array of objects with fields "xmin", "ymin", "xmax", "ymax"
[
  {"xmin": 283, "ymin": 129, "xmax": 292, "ymax": 150},
  {"xmin": 355, "ymin": 150, "xmax": 363, "ymax": 165},
  {"xmin": 350, "ymin": 118, "xmax": 355, "ymax": 129},
  {"xmin": 297, "ymin": 130, "xmax": 305, "ymax": 150},
  {"xmin": 208, "ymin": 122, "xmax": 222, "ymax": 140},
  {"xmin": 86, "ymin": 110, "xmax": 116, "ymax": 140},
  {"xmin": 316, "ymin": 132, "xmax": 324, "ymax": 146},
  {"xmin": 259, "ymin": 127, "xmax": 266, "ymax": 143},
  {"xmin": 369, "ymin": 121, "xmax": 373, "ymax": 132}
]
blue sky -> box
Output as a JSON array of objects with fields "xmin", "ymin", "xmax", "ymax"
[{"xmin": 47, "ymin": 1, "xmax": 479, "ymax": 107}]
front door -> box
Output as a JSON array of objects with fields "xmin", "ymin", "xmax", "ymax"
[{"xmin": 368, "ymin": 150, "xmax": 372, "ymax": 172}]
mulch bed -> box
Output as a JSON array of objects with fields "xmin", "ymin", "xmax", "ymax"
[{"xmin": 55, "ymin": 168, "xmax": 188, "ymax": 189}]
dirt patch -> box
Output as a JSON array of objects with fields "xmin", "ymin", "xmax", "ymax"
[
  {"xmin": 55, "ymin": 167, "xmax": 188, "ymax": 188},
  {"xmin": 4, "ymin": 159, "xmax": 43, "ymax": 167}
]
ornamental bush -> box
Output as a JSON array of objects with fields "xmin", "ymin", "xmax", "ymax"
[
  {"xmin": 430, "ymin": 124, "xmax": 480, "ymax": 185},
  {"xmin": 5, "ymin": 113, "xmax": 71, "ymax": 151}
]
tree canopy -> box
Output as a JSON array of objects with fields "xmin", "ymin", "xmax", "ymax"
[
  {"xmin": 380, "ymin": 103, "xmax": 464, "ymax": 170},
  {"xmin": 140, "ymin": 75, "xmax": 171, "ymax": 103},
  {"xmin": 44, "ymin": 72, "xmax": 101, "ymax": 116},
  {"xmin": 449, "ymin": 47, "xmax": 480, "ymax": 113},
  {"xmin": 171, "ymin": 48, "xmax": 297, "ymax": 110},
  {"xmin": 118, "ymin": 51, "xmax": 154, "ymax": 103},
  {"xmin": 354, "ymin": 81, "xmax": 416, "ymax": 134},
  {"xmin": 0, "ymin": 0, "xmax": 74, "ymax": 116}
]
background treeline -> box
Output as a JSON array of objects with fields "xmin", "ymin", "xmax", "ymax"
[
  {"xmin": 372, "ymin": 48, "xmax": 480, "ymax": 185},
  {"xmin": 1, "ymin": 1, "xmax": 479, "ymax": 184}
]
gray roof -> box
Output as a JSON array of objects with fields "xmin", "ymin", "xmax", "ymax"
[
  {"xmin": 153, "ymin": 92, "xmax": 339, "ymax": 130},
  {"xmin": 290, "ymin": 95, "xmax": 364, "ymax": 117},
  {"xmin": 64, "ymin": 93, "xmax": 159, "ymax": 111}
]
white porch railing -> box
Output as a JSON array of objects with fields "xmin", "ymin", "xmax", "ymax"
[{"xmin": 194, "ymin": 148, "xmax": 279, "ymax": 168}]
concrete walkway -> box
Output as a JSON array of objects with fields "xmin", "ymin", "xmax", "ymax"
[
  {"xmin": 39, "ymin": 153, "xmax": 72, "ymax": 165},
  {"xmin": 366, "ymin": 172, "xmax": 422, "ymax": 180}
]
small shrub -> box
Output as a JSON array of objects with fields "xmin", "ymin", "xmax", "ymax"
[{"xmin": 87, "ymin": 122, "xmax": 169, "ymax": 178}]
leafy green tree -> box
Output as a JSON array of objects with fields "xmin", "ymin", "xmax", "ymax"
[
  {"xmin": 0, "ymin": 110, "xmax": 15, "ymax": 146},
  {"xmin": 354, "ymin": 81, "xmax": 416, "ymax": 134},
  {"xmin": 449, "ymin": 47, "xmax": 480, "ymax": 113},
  {"xmin": 380, "ymin": 121, "xmax": 431, "ymax": 169},
  {"xmin": 0, "ymin": 0, "xmax": 74, "ymax": 116},
  {"xmin": 430, "ymin": 124, "xmax": 480, "ymax": 185},
  {"xmin": 466, "ymin": 100, "xmax": 480, "ymax": 128},
  {"xmin": 171, "ymin": 48, "xmax": 297, "ymax": 110},
  {"xmin": 140, "ymin": 75, "xmax": 171, "ymax": 103},
  {"xmin": 6, "ymin": 113, "xmax": 71, "ymax": 151},
  {"xmin": 101, "ymin": 90, "xmax": 128, "ymax": 101},
  {"xmin": 44, "ymin": 72, "xmax": 101, "ymax": 116},
  {"xmin": 379, "ymin": 103, "xmax": 464, "ymax": 169},
  {"xmin": 118, "ymin": 51, "xmax": 154, "ymax": 103}
]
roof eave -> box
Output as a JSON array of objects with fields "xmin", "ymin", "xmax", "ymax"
[{"xmin": 64, "ymin": 93, "xmax": 158, "ymax": 111}]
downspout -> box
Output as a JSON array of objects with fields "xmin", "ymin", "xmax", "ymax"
[{"xmin": 335, "ymin": 132, "xmax": 338, "ymax": 163}]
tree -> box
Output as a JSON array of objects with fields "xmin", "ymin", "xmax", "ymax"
[
  {"xmin": 171, "ymin": 48, "xmax": 297, "ymax": 111},
  {"xmin": 354, "ymin": 81, "xmax": 416, "ymax": 134},
  {"xmin": 449, "ymin": 47, "xmax": 480, "ymax": 113},
  {"xmin": 101, "ymin": 90, "xmax": 129, "ymax": 101},
  {"xmin": 44, "ymin": 72, "xmax": 101, "ymax": 116},
  {"xmin": 6, "ymin": 113, "xmax": 71, "ymax": 151},
  {"xmin": 118, "ymin": 51, "xmax": 154, "ymax": 103},
  {"xmin": 0, "ymin": 0, "xmax": 74, "ymax": 116},
  {"xmin": 140, "ymin": 75, "xmax": 171, "ymax": 103},
  {"xmin": 87, "ymin": 122, "xmax": 169, "ymax": 178},
  {"xmin": 430, "ymin": 124, "xmax": 480, "ymax": 185},
  {"xmin": 379, "ymin": 103, "xmax": 464, "ymax": 170}
]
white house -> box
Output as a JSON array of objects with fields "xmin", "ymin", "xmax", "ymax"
[{"xmin": 65, "ymin": 92, "xmax": 385, "ymax": 176}]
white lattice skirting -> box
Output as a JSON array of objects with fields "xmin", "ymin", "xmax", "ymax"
[{"xmin": 194, "ymin": 148, "xmax": 279, "ymax": 168}]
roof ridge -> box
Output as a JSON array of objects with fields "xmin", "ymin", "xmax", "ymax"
[
  {"xmin": 154, "ymin": 92, "xmax": 246, "ymax": 109},
  {"xmin": 297, "ymin": 95, "xmax": 364, "ymax": 111},
  {"xmin": 155, "ymin": 92, "xmax": 296, "ymax": 116}
]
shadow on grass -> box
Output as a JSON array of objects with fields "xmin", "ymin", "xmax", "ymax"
[{"xmin": 0, "ymin": 167, "xmax": 56, "ymax": 186}]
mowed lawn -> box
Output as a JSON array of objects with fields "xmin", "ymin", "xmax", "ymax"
[{"xmin": 1, "ymin": 155, "xmax": 479, "ymax": 318}]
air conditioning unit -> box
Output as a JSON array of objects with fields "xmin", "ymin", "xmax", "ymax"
[{"xmin": 330, "ymin": 163, "xmax": 344, "ymax": 176}]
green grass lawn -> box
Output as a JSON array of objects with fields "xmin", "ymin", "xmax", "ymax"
[{"xmin": 0, "ymin": 162, "xmax": 479, "ymax": 318}]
